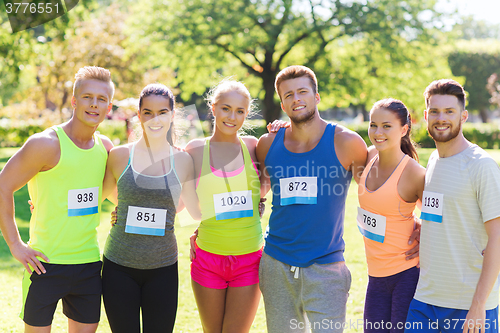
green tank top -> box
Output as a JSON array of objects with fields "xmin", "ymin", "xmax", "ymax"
[
  {"xmin": 196, "ymin": 138, "xmax": 263, "ymax": 255},
  {"xmin": 27, "ymin": 125, "xmax": 108, "ymax": 264}
]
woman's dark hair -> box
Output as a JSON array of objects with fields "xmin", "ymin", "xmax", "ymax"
[
  {"xmin": 371, "ymin": 98, "xmax": 419, "ymax": 161},
  {"xmin": 139, "ymin": 84, "xmax": 176, "ymax": 146}
]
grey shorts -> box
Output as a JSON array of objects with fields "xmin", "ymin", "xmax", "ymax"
[{"xmin": 259, "ymin": 252, "xmax": 351, "ymax": 333}]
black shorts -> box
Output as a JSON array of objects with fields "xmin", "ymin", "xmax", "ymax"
[{"xmin": 21, "ymin": 261, "xmax": 102, "ymax": 327}]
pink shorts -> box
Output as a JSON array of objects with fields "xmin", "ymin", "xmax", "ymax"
[{"xmin": 191, "ymin": 246, "xmax": 262, "ymax": 289}]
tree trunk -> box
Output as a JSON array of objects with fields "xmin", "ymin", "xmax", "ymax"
[
  {"xmin": 262, "ymin": 73, "xmax": 281, "ymax": 124},
  {"xmin": 479, "ymin": 108, "xmax": 489, "ymax": 123},
  {"xmin": 361, "ymin": 105, "xmax": 369, "ymax": 122}
]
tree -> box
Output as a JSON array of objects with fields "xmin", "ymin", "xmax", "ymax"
[
  {"xmin": 448, "ymin": 40, "xmax": 500, "ymax": 122},
  {"xmin": 487, "ymin": 73, "xmax": 500, "ymax": 108},
  {"xmin": 129, "ymin": 0, "xmax": 441, "ymax": 123},
  {"xmin": 9, "ymin": 3, "xmax": 152, "ymax": 123},
  {"xmin": 0, "ymin": 20, "xmax": 36, "ymax": 106},
  {"xmin": 316, "ymin": 32, "xmax": 454, "ymax": 120}
]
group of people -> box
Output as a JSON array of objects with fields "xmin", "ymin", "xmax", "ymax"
[{"xmin": 0, "ymin": 64, "xmax": 499, "ymax": 333}]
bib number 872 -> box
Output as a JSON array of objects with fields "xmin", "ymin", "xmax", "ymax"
[
  {"xmin": 288, "ymin": 182, "xmax": 307, "ymax": 191},
  {"xmin": 362, "ymin": 214, "xmax": 377, "ymax": 227},
  {"xmin": 77, "ymin": 192, "xmax": 93, "ymax": 203}
]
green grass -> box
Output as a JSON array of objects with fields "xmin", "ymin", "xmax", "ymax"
[{"xmin": 1, "ymin": 147, "xmax": 499, "ymax": 332}]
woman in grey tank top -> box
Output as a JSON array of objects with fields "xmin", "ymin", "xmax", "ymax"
[{"xmin": 101, "ymin": 84, "xmax": 201, "ymax": 333}]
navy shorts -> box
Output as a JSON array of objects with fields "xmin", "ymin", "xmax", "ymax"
[
  {"xmin": 405, "ymin": 299, "xmax": 499, "ymax": 333},
  {"xmin": 20, "ymin": 261, "xmax": 102, "ymax": 327}
]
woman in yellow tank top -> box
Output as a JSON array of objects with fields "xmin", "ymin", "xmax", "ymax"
[
  {"xmin": 185, "ymin": 80, "xmax": 265, "ymax": 333},
  {"xmin": 357, "ymin": 98, "xmax": 425, "ymax": 333}
]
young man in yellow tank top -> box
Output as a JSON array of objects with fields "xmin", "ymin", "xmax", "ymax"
[{"xmin": 0, "ymin": 66, "xmax": 115, "ymax": 333}]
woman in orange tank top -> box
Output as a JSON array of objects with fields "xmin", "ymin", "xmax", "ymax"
[{"xmin": 357, "ymin": 98, "xmax": 425, "ymax": 333}]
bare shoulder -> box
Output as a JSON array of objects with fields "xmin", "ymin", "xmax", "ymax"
[
  {"xmin": 334, "ymin": 124, "xmax": 365, "ymax": 146},
  {"xmin": 256, "ymin": 132, "xmax": 277, "ymax": 151},
  {"xmin": 256, "ymin": 132, "xmax": 277, "ymax": 162},
  {"xmin": 108, "ymin": 144, "xmax": 132, "ymax": 163},
  {"xmin": 172, "ymin": 146, "xmax": 193, "ymax": 164},
  {"xmin": 241, "ymin": 135, "xmax": 258, "ymax": 149},
  {"xmin": 22, "ymin": 129, "xmax": 60, "ymax": 159},
  {"xmin": 0, "ymin": 129, "xmax": 60, "ymax": 186},
  {"xmin": 367, "ymin": 145, "xmax": 378, "ymax": 164},
  {"xmin": 98, "ymin": 134, "xmax": 114, "ymax": 153},
  {"xmin": 399, "ymin": 157, "xmax": 426, "ymax": 201},
  {"xmin": 404, "ymin": 157, "xmax": 426, "ymax": 179},
  {"xmin": 185, "ymin": 138, "xmax": 205, "ymax": 157},
  {"xmin": 334, "ymin": 125, "xmax": 367, "ymax": 157}
]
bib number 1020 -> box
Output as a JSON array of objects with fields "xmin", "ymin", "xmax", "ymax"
[{"xmin": 220, "ymin": 195, "xmax": 247, "ymax": 207}]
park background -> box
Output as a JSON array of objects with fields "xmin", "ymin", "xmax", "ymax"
[{"xmin": 2, "ymin": 0, "xmax": 500, "ymax": 331}]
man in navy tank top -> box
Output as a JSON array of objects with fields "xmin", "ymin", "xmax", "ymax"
[{"xmin": 256, "ymin": 65, "xmax": 368, "ymax": 332}]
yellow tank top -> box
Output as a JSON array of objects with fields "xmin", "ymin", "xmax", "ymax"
[
  {"xmin": 27, "ymin": 125, "xmax": 107, "ymax": 264},
  {"xmin": 196, "ymin": 138, "xmax": 263, "ymax": 255}
]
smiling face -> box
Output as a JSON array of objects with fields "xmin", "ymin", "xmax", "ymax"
[
  {"xmin": 212, "ymin": 90, "xmax": 249, "ymax": 136},
  {"xmin": 425, "ymin": 94, "xmax": 467, "ymax": 143},
  {"xmin": 278, "ymin": 77, "xmax": 320, "ymax": 125},
  {"xmin": 369, "ymin": 108, "xmax": 408, "ymax": 152},
  {"xmin": 138, "ymin": 94, "xmax": 173, "ymax": 139},
  {"xmin": 71, "ymin": 79, "xmax": 113, "ymax": 127}
]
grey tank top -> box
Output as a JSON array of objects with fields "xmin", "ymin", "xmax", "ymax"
[{"xmin": 104, "ymin": 144, "xmax": 181, "ymax": 269}]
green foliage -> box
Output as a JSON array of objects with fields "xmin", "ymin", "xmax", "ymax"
[
  {"xmin": 96, "ymin": 120, "xmax": 128, "ymax": 145},
  {"xmin": 318, "ymin": 35, "xmax": 455, "ymax": 118},
  {"xmin": 0, "ymin": 124, "xmax": 44, "ymax": 147},
  {"xmin": 448, "ymin": 39, "xmax": 500, "ymax": 122},
  {"xmin": 343, "ymin": 122, "xmax": 500, "ymax": 149},
  {"xmin": 129, "ymin": 0, "xmax": 442, "ymax": 123}
]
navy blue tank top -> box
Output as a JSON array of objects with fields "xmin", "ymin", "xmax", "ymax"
[{"xmin": 264, "ymin": 123, "xmax": 351, "ymax": 267}]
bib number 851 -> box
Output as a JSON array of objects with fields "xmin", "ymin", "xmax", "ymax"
[{"xmin": 136, "ymin": 212, "xmax": 156, "ymax": 222}]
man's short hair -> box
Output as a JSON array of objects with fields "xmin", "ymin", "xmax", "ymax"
[
  {"xmin": 73, "ymin": 66, "xmax": 115, "ymax": 100},
  {"xmin": 275, "ymin": 65, "xmax": 318, "ymax": 101},
  {"xmin": 424, "ymin": 79, "xmax": 466, "ymax": 110}
]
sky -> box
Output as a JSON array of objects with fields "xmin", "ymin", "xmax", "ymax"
[{"xmin": 436, "ymin": 0, "xmax": 500, "ymax": 25}]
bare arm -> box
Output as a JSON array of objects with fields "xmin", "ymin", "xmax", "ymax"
[
  {"xmin": 175, "ymin": 149, "xmax": 201, "ymax": 220},
  {"xmin": 99, "ymin": 134, "xmax": 116, "ymax": 203},
  {"xmin": 334, "ymin": 126, "xmax": 368, "ymax": 184},
  {"xmin": 0, "ymin": 134, "xmax": 57, "ymax": 274},
  {"xmin": 463, "ymin": 217, "xmax": 500, "ymax": 333},
  {"xmin": 256, "ymin": 133, "xmax": 276, "ymax": 197}
]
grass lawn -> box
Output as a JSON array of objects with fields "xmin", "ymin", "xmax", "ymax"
[{"xmin": 1, "ymin": 147, "xmax": 499, "ymax": 332}]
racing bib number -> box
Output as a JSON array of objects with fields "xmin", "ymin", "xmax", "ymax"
[
  {"xmin": 279, "ymin": 177, "xmax": 317, "ymax": 206},
  {"xmin": 420, "ymin": 191, "xmax": 443, "ymax": 223},
  {"xmin": 68, "ymin": 187, "xmax": 99, "ymax": 216},
  {"xmin": 213, "ymin": 190, "xmax": 253, "ymax": 220},
  {"xmin": 357, "ymin": 207, "xmax": 387, "ymax": 243},
  {"xmin": 125, "ymin": 206, "xmax": 167, "ymax": 236}
]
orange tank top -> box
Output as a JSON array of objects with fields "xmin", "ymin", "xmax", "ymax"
[{"xmin": 358, "ymin": 154, "xmax": 418, "ymax": 277}]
